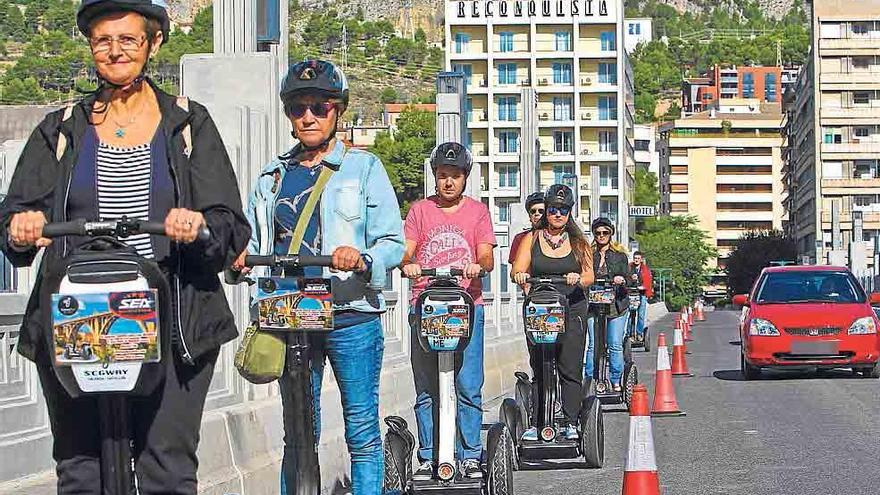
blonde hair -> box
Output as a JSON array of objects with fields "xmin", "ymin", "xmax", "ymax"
[{"xmin": 592, "ymin": 240, "xmax": 628, "ymax": 255}]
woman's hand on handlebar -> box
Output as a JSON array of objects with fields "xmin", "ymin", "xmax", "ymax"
[
  {"xmin": 513, "ymin": 272, "xmax": 530, "ymax": 285},
  {"xmin": 565, "ymin": 272, "xmax": 581, "ymax": 286},
  {"xmin": 462, "ymin": 263, "xmax": 483, "ymax": 280},
  {"xmin": 332, "ymin": 246, "xmax": 366, "ymax": 272},
  {"xmin": 613, "ymin": 275, "xmax": 626, "ymax": 285},
  {"xmin": 402, "ymin": 263, "xmax": 422, "ymax": 279},
  {"xmin": 9, "ymin": 211, "xmax": 50, "ymax": 248},
  {"xmin": 231, "ymin": 250, "xmax": 252, "ymax": 275},
  {"xmin": 165, "ymin": 208, "xmax": 206, "ymax": 244}
]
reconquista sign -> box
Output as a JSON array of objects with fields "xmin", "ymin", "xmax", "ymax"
[{"xmin": 454, "ymin": 0, "xmax": 615, "ymax": 19}]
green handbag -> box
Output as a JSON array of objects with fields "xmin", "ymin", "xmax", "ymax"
[{"xmin": 233, "ymin": 165, "xmax": 335, "ymax": 384}]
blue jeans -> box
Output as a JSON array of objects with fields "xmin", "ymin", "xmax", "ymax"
[
  {"xmin": 279, "ymin": 318, "xmax": 385, "ymax": 495},
  {"xmin": 584, "ymin": 312, "xmax": 629, "ymax": 384},
  {"xmin": 636, "ymin": 295, "xmax": 648, "ymax": 337},
  {"xmin": 411, "ymin": 304, "xmax": 485, "ymax": 462}
]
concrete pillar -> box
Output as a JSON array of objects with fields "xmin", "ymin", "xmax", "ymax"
[
  {"xmin": 213, "ymin": 0, "xmax": 258, "ymax": 54},
  {"xmin": 520, "ymin": 87, "xmax": 539, "ymax": 202},
  {"xmin": 427, "ymin": 72, "xmax": 480, "ymax": 199},
  {"xmin": 832, "ymin": 201, "xmax": 842, "ymax": 250}
]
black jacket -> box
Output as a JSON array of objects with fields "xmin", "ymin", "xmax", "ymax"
[
  {"xmin": 0, "ymin": 80, "xmax": 251, "ymax": 364},
  {"xmin": 591, "ymin": 247, "xmax": 630, "ymax": 317}
]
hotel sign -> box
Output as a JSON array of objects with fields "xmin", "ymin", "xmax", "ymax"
[{"xmin": 454, "ymin": 0, "xmax": 615, "ymax": 19}]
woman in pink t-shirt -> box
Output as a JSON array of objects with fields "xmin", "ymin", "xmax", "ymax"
[{"xmin": 401, "ymin": 142, "xmax": 496, "ymax": 481}]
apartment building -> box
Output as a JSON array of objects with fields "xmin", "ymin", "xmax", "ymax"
[
  {"xmin": 445, "ymin": 0, "xmax": 635, "ymax": 241},
  {"xmin": 659, "ymin": 98, "xmax": 786, "ymax": 268},
  {"xmin": 682, "ymin": 64, "xmax": 789, "ymax": 114},
  {"xmin": 624, "ymin": 17, "xmax": 652, "ymax": 53},
  {"xmin": 784, "ymin": 0, "xmax": 880, "ymax": 263},
  {"xmin": 634, "ymin": 123, "xmax": 659, "ymax": 177}
]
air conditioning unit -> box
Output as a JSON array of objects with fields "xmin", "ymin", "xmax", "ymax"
[
  {"xmin": 480, "ymin": 79, "xmax": 488, "ymax": 87},
  {"xmin": 481, "ymin": 111, "xmax": 488, "ymax": 121},
  {"xmin": 540, "ymin": 78, "xmax": 549, "ymax": 85},
  {"xmin": 582, "ymin": 112, "xmax": 592, "ymax": 120},
  {"xmin": 521, "ymin": 79, "xmax": 530, "ymax": 86},
  {"xmin": 582, "ymin": 77, "xmax": 592, "ymax": 85},
  {"xmin": 540, "ymin": 113, "xmax": 549, "ymax": 120},
  {"xmin": 581, "ymin": 148, "xmax": 592, "ymax": 155}
]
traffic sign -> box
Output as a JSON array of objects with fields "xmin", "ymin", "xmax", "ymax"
[{"xmin": 629, "ymin": 205, "xmax": 656, "ymax": 217}]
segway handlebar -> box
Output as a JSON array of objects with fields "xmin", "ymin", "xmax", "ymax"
[
  {"xmin": 244, "ymin": 254, "xmax": 334, "ymax": 268},
  {"xmin": 420, "ymin": 268, "xmax": 486, "ymax": 278},
  {"xmin": 42, "ymin": 218, "xmax": 210, "ymax": 243},
  {"xmin": 525, "ymin": 275, "xmax": 569, "ymax": 284}
]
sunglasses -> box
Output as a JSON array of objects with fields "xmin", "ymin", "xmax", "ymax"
[
  {"xmin": 529, "ymin": 208, "xmax": 545, "ymax": 216},
  {"xmin": 594, "ymin": 229, "xmax": 612, "ymax": 237},
  {"xmin": 547, "ymin": 206, "xmax": 570, "ymax": 216},
  {"xmin": 288, "ymin": 101, "xmax": 336, "ymax": 118}
]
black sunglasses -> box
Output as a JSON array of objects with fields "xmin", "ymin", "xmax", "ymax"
[
  {"xmin": 594, "ymin": 229, "xmax": 612, "ymax": 236},
  {"xmin": 547, "ymin": 206, "xmax": 570, "ymax": 216},
  {"xmin": 288, "ymin": 101, "xmax": 336, "ymax": 118},
  {"xmin": 529, "ymin": 207, "xmax": 545, "ymax": 215}
]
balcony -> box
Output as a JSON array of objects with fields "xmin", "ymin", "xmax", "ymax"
[
  {"xmin": 578, "ymin": 109, "xmax": 617, "ymax": 127},
  {"xmin": 821, "ymin": 142, "xmax": 880, "ymax": 156},
  {"xmin": 579, "ymin": 144, "xmax": 617, "ymax": 161},
  {"xmin": 821, "ymin": 106, "xmax": 880, "ymax": 121},
  {"xmin": 539, "ymin": 148, "xmax": 576, "ymax": 161},
  {"xmin": 820, "ymin": 177, "xmax": 880, "ymax": 194},
  {"xmin": 820, "ymin": 38, "xmax": 880, "ymax": 51},
  {"xmin": 820, "ymin": 71, "xmax": 880, "ymax": 85}
]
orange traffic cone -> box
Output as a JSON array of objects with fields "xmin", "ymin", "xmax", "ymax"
[
  {"xmin": 622, "ymin": 384, "xmax": 661, "ymax": 495},
  {"xmin": 680, "ymin": 313, "xmax": 693, "ymax": 342},
  {"xmin": 671, "ymin": 325, "xmax": 693, "ymax": 377},
  {"xmin": 688, "ymin": 306, "xmax": 694, "ymax": 326},
  {"xmin": 696, "ymin": 301, "xmax": 705, "ymax": 322},
  {"xmin": 651, "ymin": 333, "xmax": 686, "ymax": 417}
]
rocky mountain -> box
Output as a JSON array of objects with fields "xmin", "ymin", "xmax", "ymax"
[{"xmin": 640, "ymin": 0, "xmax": 797, "ymax": 20}]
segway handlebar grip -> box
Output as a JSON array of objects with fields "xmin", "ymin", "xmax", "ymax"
[
  {"xmin": 244, "ymin": 255, "xmax": 278, "ymax": 267},
  {"xmin": 243, "ymin": 254, "xmax": 335, "ymax": 268},
  {"xmin": 42, "ymin": 219, "xmax": 87, "ymax": 238},
  {"xmin": 420, "ymin": 268, "xmax": 485, "ymax": 278},
  {"xmin": 526, "ymin": 275, "xmax": 569, "ymax": 284}
]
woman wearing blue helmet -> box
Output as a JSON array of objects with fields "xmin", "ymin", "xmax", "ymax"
[{"xmin": 0, "ymin": 1, "xmax": 250, "ymax": 493}]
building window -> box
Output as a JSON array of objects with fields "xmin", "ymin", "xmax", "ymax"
[
  {"xmin": 465, "ymin": 97, "xmax": 473, "ymax": 123},
  {"xmin": 454, "ymin": 33, "xmax": 470, "ymax": 54},
  {"xmin": 854, "ymin": 91, "xmax": 871, "ymax": 105},
  {"xmin": 498, "ymin": 164, "xmax": 519, "ymax": 188},
  {"xmin": 553, "ymin": 131, "xmax": 573, "ymax": 153},
  {"xmin": 852, "ymin": 21, "xmax": 872, "ymax": 36},
  {"xmin": 600, "ymin": 31, "xmax": 616, "ymax": 51},
  {"xmin": 742, "ymin": 72, "xmax": 755, "ymax": 98},
  {"xmin": 452, "ymin": 63, "xmax": 473, "ymax": 87},
  {"xmin": 764, "ymin": 73, "xmax": 777, "ymax": 102},
  {"xmin": 854, "ymin": 160, "xmax": 879, "ymax": 179},
  {"xmin": 499, "ymin": 31, "xmax": 514, "ymax": 52},
  {"xmin": 634, "ymin": 139, "xmax": 650, "ymax": 151},
  {"xmin": 599, "ymin": 130, "xmax": 618, "ymax": 152},
  {"xmin": 552, "ymin": 62, "xmax": 572, "ymax": 84},
  {"xmin": 598, "ymin": 62, "xmax": 617, "ymax": 84},
  {"xmin": 498, "ymin": 201, "xmax": 511, "ymax": 223},
  {"xmin": 600, "ymin": 163, "xmax": 618, "ymax": 189},
  {"xmin": 554, "ymin": 31, "xmax": 571, "ymax": 51},
  {"xmin": 598, "ymin": 96, "xmax": 617, "ymax": 120},
  {"xmin": 498, "ymin": 63, "xmax": 517, "ymax": 85},
  {"xmin": 823, "ymin": 127, "xmax": 843, "ymax": 144},
  {"xmin": 853, "ymin": 56, "xmax": 872, "ymax": 69},
  {"xmin": 553, "ymin": 164, "xmax": 574, "ymax": 184},
  {"xmin": 855, "ymin": 127, "xmax": 871, "ymax": 138},
  {"xmin": 552, "ymin": 96, "xmax": 572, "ymax": 120},
  {"xmin": 628, "ymin": 23, "xmax": 641, "ymax": 35},
  {"xmin": 599, "ymin": 198, "xmax": 617, "ymax": 223},
  {"xmin": 497, "ymin": 96, "xmax": 518, "ymax": 121},
  {"xmin": 498, "ymin": 131, "xmax": 519, "ymax": 153},
  {"xmin": 467, "ymin": 131, "xmax": 473, "ymax": 151}
]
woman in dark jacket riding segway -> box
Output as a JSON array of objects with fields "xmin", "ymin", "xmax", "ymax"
[
  {"xmin": 584, "ymin": 217, "xmax": 629, "ymax": 393},
  {"xmin": 0, "ymin": 1, "xmax": 250, "ymax": 492},
  {"xmin": 512, "ymin": 184, "xmax": 594, "ymax": 440}
]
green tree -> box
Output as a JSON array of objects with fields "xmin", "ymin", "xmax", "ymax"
[
  {"xmin": 7, "ymin": 4, "xmax": 28, "ymax": 41},
  {"xmin": 1, "ymin": 77, "xmax": 46, "ymax": 104},
  {"xmin": 43, "ymin": 1, "xmax": 77, "ymax": 35},
  {"xmin": 379, "ymin": 87, "xmax": 399, "ymax": 104},
  {"xmin": 633, "ymin": 169, "xmax": 659, "ymax": 207},
  {"xmin": 725, "ymin": 230, "xmax": 797, "ymax": 296},
  {"xmin": 369, "ymin": 108, "xmax": 436, "ymax": 212},
  {"xmin": 0, "ymin": 41, "xmax": 7, "ymax": 57},
  {"xmin": 635, "ymin": 215, "xmax": 717, "ymax": 310}
]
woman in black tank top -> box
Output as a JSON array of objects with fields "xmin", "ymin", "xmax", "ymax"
[{"xmin": 511, "ymin": 184, "xmax": 593, "ymax": 441}]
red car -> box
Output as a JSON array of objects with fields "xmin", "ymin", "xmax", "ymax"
[{"xmin": 733, "ymin": 265, "xmax": 880, "ymax": 380}]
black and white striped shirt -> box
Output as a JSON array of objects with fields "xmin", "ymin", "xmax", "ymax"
[{"xmin": 96, "ymin": 142, "xmax": 153, "ymax": 258}]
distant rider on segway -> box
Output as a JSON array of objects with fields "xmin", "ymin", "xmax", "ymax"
[
  {"xmin": 508, "ymin": 192, "xmax": 545, "ymax": 267},
  {"xmin": 628, "ymin": 251, "xmax": 653, "ymax": 344},
  {"xmin": 512, "ymin": 184, "xmax": 594, "ymax": 441},
  {"xmin": 231, "ymin": 59, "xmax": 405, "ymax": 494},
  {"xmin": 402, "ymin": 142, "xmax": 496, "ymax": 481},
  {"xmin": 0, "ymin": 0, "xmax": 251, "ymax": 492},
  {"xmin": 584, "ymin": 218, "xmax": 630, "ymax": 393}
]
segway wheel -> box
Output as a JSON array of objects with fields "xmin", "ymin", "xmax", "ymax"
[
  {"xmin": 623, "ymin": 363, "xmax": 638, "ymax": 408},
  {"xmin": 486, "ymin": 423, "xmax": 515, "ymax": 495},
  {"xmin": 623, "ymin": 337, "xmax": 633, "ymax": 364},
  {"xmin": 514, "ymin": 373, "xmax": 533, "ymax": 428},
  {"xmin": 578, "ymin": 396, "xmax": 604, "ymax": 469},
  {"xmin": 643, "ymin": 328, "xmax": 651, "ymax": 353},
  {"xmin": 382, "ymin": 416, "xmax": 415, "ymax": 493},
  {"xmin": 498, "ymin": 398, "xmax": 522, "ymax": 470}
]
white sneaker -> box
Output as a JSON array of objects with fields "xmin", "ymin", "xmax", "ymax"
[{"xmin": 412, "ymin": 460, "xmax": 434, "ymax": 481}]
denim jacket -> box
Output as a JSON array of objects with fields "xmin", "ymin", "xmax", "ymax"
[{"xmin": 244, "ymin": 140, "xmax": 405, "ymax": 313}]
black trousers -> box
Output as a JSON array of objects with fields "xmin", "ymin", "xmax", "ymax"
[
  {"xmin": 38, "ymin": 348, "xmax": 219, "ymax": 495},
  {"xmin": 526, "ymin": 299, "xmax": 588, "ymax": 424}
]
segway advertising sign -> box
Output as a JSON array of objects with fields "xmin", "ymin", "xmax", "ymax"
[
  {"xmin": 420, "ymin": 304, "xmax": 471, "ymax": 351},
  {"xmin": 524, "ymin": 302, "xmax": 566, "ymax": 344},
  {"xmin": 51, "ymin": 290, "xmax": 160, "ymax": 366},
  {"xmin": 256, "ymin": 277, "xmax": 334, "ymax": 331}
]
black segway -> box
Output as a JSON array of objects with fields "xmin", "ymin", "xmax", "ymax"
[
  {"xmin": 241, "ymin": 253, "xmax": 340, "ymax": 495},
  {"xmin": 383, "ymin": 268, "xmax": 514, "ymax": 495},
  {"xmin": 500, "ymin": 276, "xmax": 603, "ymax": 469},
  {"xmin": 43, "ymin": 217, "xmax": 207, "ymax": 494},
  {"xmin": 587, "ymin": 279, "xmax": 638, "ymax": 408},
  {"xmin": 627, "ymin": 286, "xmax": 650, "ymax": 353}
]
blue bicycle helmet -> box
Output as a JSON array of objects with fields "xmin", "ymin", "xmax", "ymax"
[
  {"xmin": 430, "ymin": 142, "xmax": 473, "ymax": 176},
  {"xmin": 281, "ymin": 60, "xmax": 350, "ymax": 109},
  {"xmin": 77, "ymin": 0, "xmax": 170, "ymax": 39}
]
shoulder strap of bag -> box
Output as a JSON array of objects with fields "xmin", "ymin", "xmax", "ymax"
[
  {"xmin": 288, "ymin": 165, "xmax": 335, "ymax": 255},
  {"xmin": 55, "ymin": 105, "xmax": 75, "ymax": 162},
  {"xmin": 176, "ymin": 96, "xmax": 192, "ymax": 158}
]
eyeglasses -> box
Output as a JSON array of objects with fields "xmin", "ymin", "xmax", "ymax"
[
  {"xmin": 529, "ymin": 208, "xmax": 544, "ymax": 216},
  {"xmin": 288, "ymin": 101, "xmax": 337, "ymax": 118},
  {"xmin": 594, "ymin": 229, "xmax": 612, "ymax": 237},
  {"xmin": 89, "ymin": 34, "xmax": 147, "ymax": 54},
  {"xmin": 547, "ymin": 206, "xmax": 570, "ymax": 216}
]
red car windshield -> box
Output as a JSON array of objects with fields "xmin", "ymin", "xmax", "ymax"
[{"xmin": 755, "ymin": 271, "xmax": 865, "ymax": 304}]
